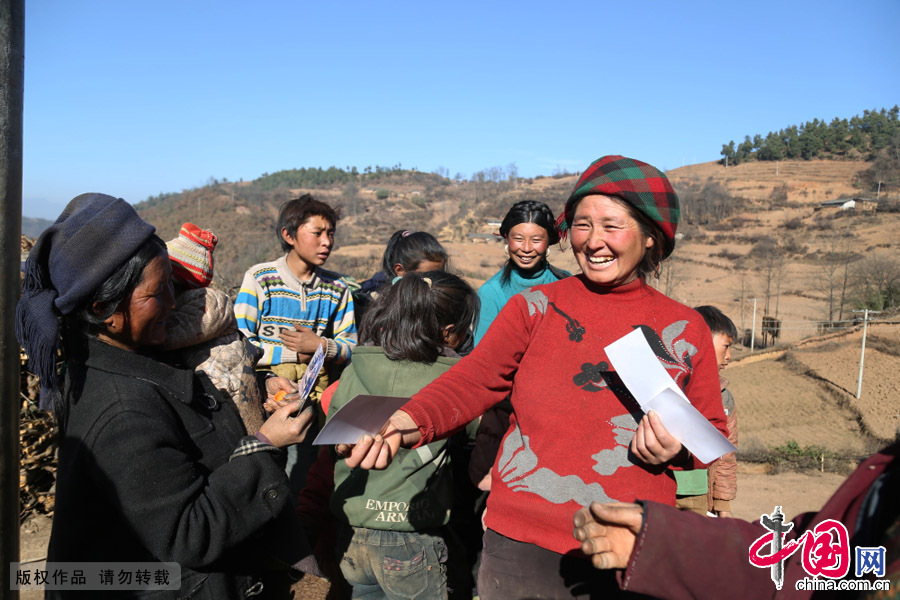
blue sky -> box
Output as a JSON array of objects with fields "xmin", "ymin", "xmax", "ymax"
[{"xmin": 22, "ymin": 0, "xmax": 900, "ymax": 220}]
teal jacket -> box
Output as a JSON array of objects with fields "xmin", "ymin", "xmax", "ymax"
[
  {"xmin": 474, "ymin": 263, "xmax": 570, "ymax": 346},
  {"xmin": 329, "ymin": 346, "xmax": 469, "ymax": 531}
]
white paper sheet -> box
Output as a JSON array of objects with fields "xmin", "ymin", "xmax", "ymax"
[
  {"xmin": 604, "ymin": 328, "xmax": 736, "ymax": 464},
  {"xmin": 313, "ymin": 395, "xmax": 410, "ymax": 445}
]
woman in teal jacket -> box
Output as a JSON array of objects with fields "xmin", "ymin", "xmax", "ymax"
[{"xmin": 473, "ymin": 200, "xmax": 569, "ymax": 346}]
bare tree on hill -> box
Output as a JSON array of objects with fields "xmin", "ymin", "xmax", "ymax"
[
  {"xmin": 813, "ymin": 233, "xmax": 858, "ymax": 323},
  {"xmin": 750, "ymin": 236, "xmax": 786, "ymax": 319},
  {"xmin": 507, "ymin": 163, "xmax": 518, "ymax": 188},
  {"xmin": 657, "ymin": 249, "xmax": 680, "ymax": 298},
  {"xmin": 852, "ymin": 254, "xmax": 900, "ymax": 311}
]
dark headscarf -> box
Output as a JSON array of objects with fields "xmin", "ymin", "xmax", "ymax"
[{"xmin": 16, "ymin": 193, "xmax": 156, "ymax": 408}]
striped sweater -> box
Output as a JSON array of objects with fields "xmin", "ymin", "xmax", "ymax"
[{"xmin": 234, "ymin": 256, "xmax": 357, "ymax": 365}]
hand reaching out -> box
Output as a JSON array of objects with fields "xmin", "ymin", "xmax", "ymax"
[
  {"xmin": 573, "ymin": 502, "xmax": 644, "ymax": 570},
  {"xmin": 335, "ymin": 410, "xmax": 421, "ymax": 470}
]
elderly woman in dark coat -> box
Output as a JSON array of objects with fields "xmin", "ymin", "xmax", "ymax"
[{"xmin": 17, "ymin": 194, "xmax": 317, "ymax": 599}]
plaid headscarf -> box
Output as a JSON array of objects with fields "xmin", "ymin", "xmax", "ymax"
[
  {"xmin": 558, "ymin": 155, "xmax": 679, "ymax": 258},
  {"xmin": 16, "ymin": 193, "xmax": 156, "ymax": 408}
]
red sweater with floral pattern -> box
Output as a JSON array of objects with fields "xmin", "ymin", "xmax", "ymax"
[{"xmin": 401, "ymin": 276, "xmax": 728, "ymax": 555}]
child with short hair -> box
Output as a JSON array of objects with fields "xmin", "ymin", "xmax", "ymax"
[
  {"xmin": 675, "ymin": 305, "xmax": 739, "ymax": 517},
  {"xmin": 235, "ymin": 195, "xmax": 357, "ymax": 374},
  {"xmin": 328, "ymin": 271, "xmax": 479, "ymax": 600},
  {"xmin": 235, "ymin": 195, "xmax": 357, "ymax": 487}
]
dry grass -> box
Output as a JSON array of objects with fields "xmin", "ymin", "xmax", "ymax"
[{"xmin": 667, "ymin": 159, "xmax": 869, "ymax": 204}]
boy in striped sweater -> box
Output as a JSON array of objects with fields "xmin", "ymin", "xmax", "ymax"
[
  {"xmin": 235, "ymin": 195, "xmax": 357, "ymax": 489},
  {"xmin": 235, "ymin": 195, "xmax": 356, "ymax": 418},
  {"xmin": 235, "ymin": 195, "xmax": 356, "ymax": 372}
]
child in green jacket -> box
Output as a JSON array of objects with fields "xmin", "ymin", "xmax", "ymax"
[{"xmin": 329, "ymin": 271, "xmax": 479, "ymax": 600}]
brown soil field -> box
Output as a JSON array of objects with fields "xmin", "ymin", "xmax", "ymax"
[
  {"xmin": 732, "ymin": 465, "xmax": 847, "ymax": 522},
  {"xmin": 667, "ymin": 159, "xmax": 869, "ymax": 203},
  {"xmin": 728, "ymin": 323, "xmax": 900, "ymax": 455}
]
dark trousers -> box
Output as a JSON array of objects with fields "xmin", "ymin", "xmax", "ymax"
[{"xmin": 478, "ymin": 529, "xmax": 648, "ymax": 600}]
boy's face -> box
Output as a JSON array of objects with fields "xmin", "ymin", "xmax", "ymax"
[
  {"xmin": 712, "ymin": 333, "xmax": 733, "ymax": 371},
  {"xmin": 282, "ymin": 215, "xmax": 335, "ymax": 268}
]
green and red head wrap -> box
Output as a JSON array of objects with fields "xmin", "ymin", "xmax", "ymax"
[{"xmin": 558, "ymin": 155, "xmax": 680, "ymax": 258}]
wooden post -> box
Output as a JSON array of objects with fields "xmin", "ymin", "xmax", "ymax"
[
  {"xmin": 750, "ymin": 298, "xmax": 757, "ymax": 352},
  {"xmin": 1, "ymin": 0, "xmax": 25, "ymax": 596},
  {"xmin": 854, "ymin": 309, "xmax": 881, "ymax": 399}
]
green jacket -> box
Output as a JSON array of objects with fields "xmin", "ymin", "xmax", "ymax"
[{"xmin": 329, "ymin": 346, "xmax": 468, "ymax": 531}]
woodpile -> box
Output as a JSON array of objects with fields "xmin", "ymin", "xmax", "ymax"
[
  {"xmin": 19, "ymin": 374, "xmax": 57, "ymax": 521},
  {"xmin": 19, "ymin": 234, "xmax": 58, "ymax": 522}
]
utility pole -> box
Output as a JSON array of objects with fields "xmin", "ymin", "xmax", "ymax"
[
  {"xmin": 1, "ymin": 0, "xmax": 25, "ymax": 597},
  {"xmin": 750, "ymin": 298, "xmax": 757, "ymax": 352},
  {"xmin": 854, "ymin": 309, "xmax": 880, "ymax": 399}
]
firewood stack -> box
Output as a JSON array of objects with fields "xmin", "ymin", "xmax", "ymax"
[
  {"xmin": 19, "ymin": 234, "xmax": 59, "ymax": 522},
  {"xmin": 19, "ymin": 379, "xmax": 57, "ymax": 521}
]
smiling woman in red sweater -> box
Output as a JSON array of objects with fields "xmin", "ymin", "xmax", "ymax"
[{"xmin": 340, "ymin": 156, "xmax": 729, "ymax": 599}]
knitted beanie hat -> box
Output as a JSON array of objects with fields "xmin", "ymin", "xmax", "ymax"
[
  {"xmin": 166, "ymin": 222, "xmax": 217, "ymax": 288},
  {"xmin": 559, "ymin": 155, "xmax": 680, "ymax": 258},
  {"xmin": 16, "ymin": 193, "xmax": 156, "ymax": 407}
]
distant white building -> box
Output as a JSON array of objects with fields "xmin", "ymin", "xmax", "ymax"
[
  {"xmin": 469, "ymin": 232, "xmax": 502, "ymax": 244},
  {"xmin": 816, "ymin": 198, "xmax": 877, "ymax": 212},
  {"xmin": 819, "ymin": 198, "xmax": 856, "ymax": 210}
]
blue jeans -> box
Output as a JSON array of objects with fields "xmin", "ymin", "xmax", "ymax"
[{"xmin": 336, "ymin": 526, "xmax": 448, "ymax": 600}]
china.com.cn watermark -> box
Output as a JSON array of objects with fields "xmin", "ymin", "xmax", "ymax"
[{"xmin": 748, "ymin": 506, "xmax": 891, "ymax": 592}]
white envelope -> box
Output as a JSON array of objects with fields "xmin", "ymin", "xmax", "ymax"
[
  {"xmin": 604, "ymin": 328, "xmax": 736, "ymax": 464},
  {"xmin": 313, "ymin": 395, "xmax": 410, "ymax": 445}
]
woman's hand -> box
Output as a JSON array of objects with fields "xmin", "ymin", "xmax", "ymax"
[
  {"xmin": 630, "ymin": 410, "xmax": 685, "ymax": 466},
  {"xmin": 335, "ymin": 410, "xmax": 421, "ymax": 470},
  {"xmin": 573, "ymin": 502, "xmax": 643, "ymax": 570},
  {"xmin": 257, "ymin": 401, "xmax": 314, "ymax": 448},
  {"xmin": 264, "ymin": 376, "xmax": 297, "ymax": 413}
]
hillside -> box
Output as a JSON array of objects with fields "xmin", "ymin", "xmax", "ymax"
[
  {"xmin": 661, "ymin": 160, "xmax": 899, "ymax": 344},
  {"xmin": 22, "ymin": 217, "xmax": 53, "ymax": 238},
  {"xmin": 131, "ymin": 159, "xmax": 899, "ymax": 343},
  {"xmin": 667, "ymin": 159, "xmax": 868, "ymax": 204},
  {"xmin": 133, "ymin": 172, "xmax": 578, "ymax": 288}
]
